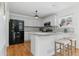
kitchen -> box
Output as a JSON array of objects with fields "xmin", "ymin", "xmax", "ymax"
[{"xmin": 0, "ymin": 2, "xmax": 79, "ymax": 56}]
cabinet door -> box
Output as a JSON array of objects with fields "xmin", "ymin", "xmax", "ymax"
[
  {"xmin": 24, "ymin": 32, "xmax": 29, "ymax": 41},
  {"xmin": 36, "ymin": 36, "xmax": 55, "ymax": 56}
]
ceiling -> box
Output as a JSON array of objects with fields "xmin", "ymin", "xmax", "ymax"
[{"xmin": 8, "ymin": 2, "xmax": 78, "ymax": 18}]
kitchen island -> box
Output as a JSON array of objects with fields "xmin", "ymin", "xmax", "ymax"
[{"xmin": 30, "ymin": 32, "xmax": 74, "ymax": 56}]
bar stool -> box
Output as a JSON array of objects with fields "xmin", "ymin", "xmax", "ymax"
[
  {"xmin": 55, "ymin": 39, "xmax": 71, "ymax": 56},
  {"xmin": 66, "ymin": 37, "xmax": 76, "ymax": 55}
]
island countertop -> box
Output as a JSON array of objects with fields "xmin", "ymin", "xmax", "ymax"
[{"xmin": 25, "ymin": 31, "xmax": 74, "ymax": 36}]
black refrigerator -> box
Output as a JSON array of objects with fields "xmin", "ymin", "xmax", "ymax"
[{"xmin": 9, "ymin": 19, "xmax": 24, "ymax": 45}]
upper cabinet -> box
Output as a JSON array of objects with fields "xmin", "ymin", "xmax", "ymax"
[
  {"xmin": 43, "ymin": 15, "xmax": 58, "ymax": 26},
  {"xmin": 24, "ymin": 19, "xmax": 41, "ymax": 26}
]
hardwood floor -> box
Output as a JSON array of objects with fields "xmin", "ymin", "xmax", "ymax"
[
  {"xmin": 7, "ymin": 41, "xmax": 32, "ymax": 56},
  {"xmin": 7, "ymin": 41, "xmax": 79, "ymax": 56},
  {"xmin": 73, "ymin": 48, "xmax": 79, "ymax": 56}
]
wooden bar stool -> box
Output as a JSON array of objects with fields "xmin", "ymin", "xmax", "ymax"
[
  {"xmin": 55, "ymin": 39, "xmax": 71, "ymax": 56},
  {"xmin": 66, "ymin": 37, "xmax": 76, "ymax": 55}
]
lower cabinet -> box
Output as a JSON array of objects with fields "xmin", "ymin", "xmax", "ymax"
[{"xmin": 24, "ymin": 32, "xmax": 32, "ymax": 41}]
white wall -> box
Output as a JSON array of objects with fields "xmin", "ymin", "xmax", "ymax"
[
  {"xmin": 0, "ymin": 3, "xmax": 9, "ymax": 56},
  {"xmin": 0, "ymin": 16, "xmax": 6, "ymax": 56},
  {"xmin": 55, "ymin": 5, "xmax": 79, "ymax": 48}
]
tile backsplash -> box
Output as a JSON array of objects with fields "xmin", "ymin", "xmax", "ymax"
[
  {"xmin": 24, "ymin": 26, "xmax": 74, "ymax": 33},
  {"xmin": 56, "ymin": 27, "xmax": 74, "ymax": 33}
]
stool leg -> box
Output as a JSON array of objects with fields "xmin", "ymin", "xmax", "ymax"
[
  {"xmin": 60, "ymin": 43, "xmax": 61, "ymax": 55},
  {"xmin": 75, "ymin": 40, "xmax": 76, "ymax": 55},
  {"xmin": 55, "ymin": 42, "xmax": 56, "ymax": 56},
  {"xmin": 71, "ymin": 40, "xmax": 72, "ymax": 56},
  {"xmin": 68, "ymin": 44, "xmax": 69, "ymax": 56},
  {"xmin": 63, "ymin": 44, "xmax": 64, "ymax": 56}
]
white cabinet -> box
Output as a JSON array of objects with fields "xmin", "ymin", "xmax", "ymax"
[
  {"xmin": 24, "ymin": 32, "xmax": 30, "ymax": 41},
  {"xmin": 43, "ymin": 15, "xmax": 58, "ymax": 26},
  {"xmin": 24, "ymin": 18, "xmax": 42, "ymax": 26},
  {"xmin": 24, "ymin": 32, "xmax": 33, "ymax": 41},
  {"xmin": 31, "ymin": 32, "xmax": 73, "ymax": 56},
  {"xmin": 24, "ymin": 32, "xmax": 28, "ymax": 41},
  {"xmin": 38, "ymin": 36, "xmax": 55, "ymax": 56},
  {"xmin": 31, "ymin": 35, "xmax": 56, "ymax": 56}
]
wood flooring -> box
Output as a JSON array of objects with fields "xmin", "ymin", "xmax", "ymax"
[
  {"xmin": 7, "ymin": 40, "xmax": 79, "ymax": 56},
  {"xmin": 7, "ymin": 41, "xmax": 32, "ymax": 56}
]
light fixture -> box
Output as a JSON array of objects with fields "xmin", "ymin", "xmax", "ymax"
[{"xmin": 34, "ymin": 10, "xmax": 39, "ymax": 19}]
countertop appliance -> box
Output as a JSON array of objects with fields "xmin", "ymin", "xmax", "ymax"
[{"xmin": 40, "ymin": 22, "xmax": 52, "ymax": 32}]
